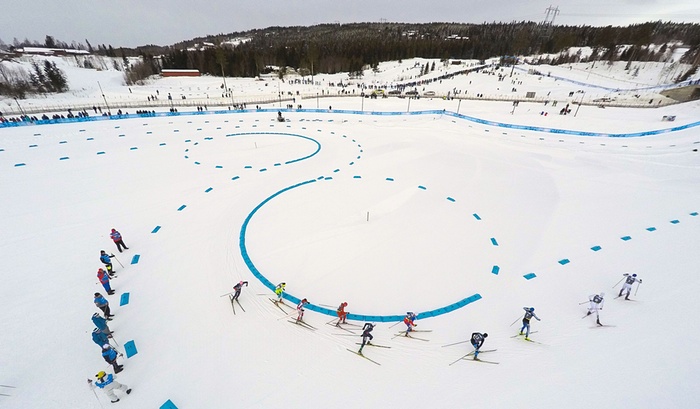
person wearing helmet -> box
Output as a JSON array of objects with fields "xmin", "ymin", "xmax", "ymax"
[
  {"xmin": 470, "ymin": 332, "xmax": 488, "ymax": 359},
  {"xmin": 336, "ymin": 302, "xmax": 349, "ymax": 326},
  {"xmin": 296, "ymin": 298, "xmax": 309, "ymax": 323},
  {"xmin": 274, "ymin": 282, "xmax": 286, "ymax": 304},
  {"xmin": 97, "ymin": 268, "xmax": 114, "ymax": 295},
  {"xmin": 358, "ymin": 322, "xmax": 375, "ymax": 354},
  {"xmin": 101, "ymin": 344, "xmax": 123, "ymax": 373},
  {"xmin": 618, "ymin": 273, "xmax": 643, "ymax": 300},
  {"xmin": 587, "ymin": 292, "xmax": 605, "ymax": 326},
  {"xmin": 88, "ymin": 371, "xmax": 131, "ymax": 403},
  {"xmin": 403, "ymin": 312, "xmax": 417, "ymax": 337},
  {"xmin": 109, "ymin": 229, "xmax": 129, "ymax": 253},
  {"xmin": 232, "ymin": 281, "xmax": 249, "ymax": 301},
  {"xmin": 100, "ymin": 250, "xmax": 115, "ymax": 277},
  {"xmin": 519, "ymin": 307, "xmax": 541, "ymax": 340}
]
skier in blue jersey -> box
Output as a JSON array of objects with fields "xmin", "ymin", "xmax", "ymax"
[{"xmin": 519, "ymin": 307, "xmax": 541, "ymax": 340}]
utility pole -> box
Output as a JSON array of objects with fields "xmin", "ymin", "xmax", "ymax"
[{"xmin": 97, "ymin": 81, "xmax": 110, "ymax": 114}]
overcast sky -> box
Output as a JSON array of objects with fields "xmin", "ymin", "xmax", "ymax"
[{"xmin": 2, "ymin": 0, "xmax": 700, "ymax": 48}]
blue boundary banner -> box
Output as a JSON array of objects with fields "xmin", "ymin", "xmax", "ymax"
[{"xmin": 239, "ymin": 178, "xmax": 482, "ymax": 321}]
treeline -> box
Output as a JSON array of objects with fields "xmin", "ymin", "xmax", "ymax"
[
  {"xmin": 159, "ymin": 21, "xmax": 700, "ymax": 77},
  {"xmin": 0, "ymin": 60, "xmax": 67, "ymax": 98}
]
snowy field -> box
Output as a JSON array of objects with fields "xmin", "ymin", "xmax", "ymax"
[{"xmin": 1, "ymin": 58, "xmax": 700, "ymax": 409}]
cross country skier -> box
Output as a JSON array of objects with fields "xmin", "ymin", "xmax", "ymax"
[
  {"xmin": 403, "ymin": 312, "xmax": 417, "ymax": 336},
  {"xmin": 109, "ymin": 229, "xmax": 129, "ymax": 253},
  {"xmin": 519, "ymin": 307, "xmax": 541, "ymax": 340},
  {"xmin": 358, "ymin": 323, "xmax": 375, "ymax": 354},
  {"xmin": 100, "ymin": 250, "xmax": 115, "ymax": 276},
  {"xmin": 94, "ymin": 293, "xmax": 114, "ymax": 320},
  {"xmin": 336, "ymin": 302, "xmax": 348, "ymax": 326},
  {"xmin": 274, "ymin": 282, "xmax": 286, "ymax": 303},
  {"xmin": 586, "ymin": 292, "xmax": 605, "ymax": 326},
  {"xmin": 232, "ymin": 281, "xmax": 248, "ymax": 301},
  {"xmin": 296, "ymin": 298, "xmax": 309, "ymax": 322},
  {"xmin": 618, "ymin": 273, "xmax": 642, "ymax": 300},
  {"xmin": 101, "ymin": 344, "xmax": 123, "ymax": 373},
  {"xmin": 97, "ymin": 268, "xmax": 114, "ymax": 295},
  {"xmin": 88, "ymin": 371, "xmax": 131, "ymax": 403},
  {"xmin": 470, "ymin": 332, "xmax": 488, "ymax": 359}
]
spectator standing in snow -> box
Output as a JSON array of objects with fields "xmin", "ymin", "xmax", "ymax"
[
  {"xmin": 587, "ymin": 292, "xmax": 605, "ymax": 326},
  {"xmin": 97, "ymin": 268, "xmax": 114, "ymax": 295},
  {"xmin": 100, "ymin": 250, "xmax": 115, "ymax": 276},
  {"xmin": 403, "ymin": 312, "xmax": 417, "ymax": 336},
  {"xmin": 89, "ymin": 371, "xmax": 131, "ymax": 403},
  {"xmin": 109, "ymin": 229, "xmax": 129, "ymax": 253},
  {"xmin": 296, "ymin": 298, "xmax": 309, "ymax": 322},
  {"xmin": 618, "ymin": 273, "xmax": 642, "ymax": 300},
  {"xmin": 94, "ymin": 293, "xmax": 114, "ymax": 320},
  {"xmin": 92, "ymin": 328, "xmax": 110, "ymax": 348},
  {"xmin": 470, "ymin": 332, "xmax": 488, "ymax": 359},
  {"xmin": 336, "ymin": 302, "xmax": 348, "ymax": 326},
  {"xmin": 358, "ymin": 323, "xmax": 375, "ymax": 354},
  {"xmin": 92, "ymin": 312, "xmax": 112, "ymax": 336},
  {"xmin": 274, "ymin": 282, "xmax": 286, "ymax": 303},
  {"xmin": 232, "ymin": 281, "xmax": 248, "ymax": 301},
  {"xmin": 101, "ymin": 344, "xmax": 123, "ymax": 373},
  {"xmin": 520, "ymin": 307, "xmax": 541, "ymax": 340}
]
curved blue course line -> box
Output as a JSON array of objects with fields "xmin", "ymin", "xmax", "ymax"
[
  {"xmin": 513, "ymin": 66, "xmax": 697, "ymax": 92},
  {"xmin": 220, "ymin": 132, "xmax": 321, "ymax": 164},
  {"xmin": 3, "ymin": 108, "xmax": 698, "ymax": 139},
  {"xmin": 239, "ymin": 178, "xmax": 482, "ymax": 322}
]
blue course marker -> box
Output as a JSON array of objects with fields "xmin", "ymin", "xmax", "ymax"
[
  {"xmin": 130, "ymin": 147, "xmax": 137, "ymax": 150},
  {"xmin": 160, "ymin": 399, "xmax": 179, "ymax": 409},
  {"xmin": 670, "ymin": 220, "xmax": 680, "ymax": 224},
  {"xmin": 353, "ymin": 175, "xmax": 361, "ymax": 179},
  {"xmin": 232, "ymin": 176, "xmax": 240, "ymax": 181},
  {"xmin": 418, "ymin": 185, "xmax": 427, "ymax": 190},
  {"xmin": 205, "ymin": 187, "xmax": 213, "ymax": 193},
  {"xmin": 159, "ymin": 143, "xmax": 166, "ymax": 146},
  {"xmin": 491, "ymin": 266, "xmax": 500, "ymax": 275},
  {"xmin": 151, "ymin": 225, "xmax": 161, "ymax": 233},
  {"xmin": 385, "ymin": 177, "xmax": 394, "ymax": 181},
  {"xmin": 14, "ymin": 163, "xmax": 26, "ymax": 167},
  {"xmin": 646, "ymin": 227, "xmax": 656, "ymax": 232},
  {"xmin": 215, "ymin": 165, "xmax": 223, "ymax": 169},
  {"xmin": 621, "ymin": 236, "xmax": 632, "ymax": 241},
  {"xmin": 97, "ymin": 151, "xmax": 105, "ymax": 155},
  {"xmin": 473, "ymin": 213, "xmax": 481, "ymax": 220},
  {"xmin": 123, "ymin": 340, "xmax": 138, "ymax": 358},
  {"xmin": 29, "ymin": 144, "xmax": 38, "ymax": 148},
  {"xmin": 591, "ymin": 245, "xmax": 602, "ymax": 251},
  {"xmin": 119, "ymin": 293, "xmax": 130, "ymax": 306},
  {"xmin": 447, "ymin": 197, "xmax": 456, "ymax": 202},
  {"xmin": 131, "ymin": 254, "xmax": 140, "ymax": 264},
  {"xmin": 691, "ymin": 212, "xmax": 698, "ymax": 216},
  {"xmin": 177, "ymin": 205, "xmax": 186, "ymax": 211},
  {"xmin": 559, "ymin": 259, "xmax": 570, "ymax": 265},
  {"xmin": 490, "ymin": 237, "xmax": 499, "ymax": 246},
  {"xmin": 523, "ymin": 273, "xmax": 537, "ymax": 280},
  {"xmin": 59, "ymin": 157, "xmax": 69, "ymax": 160}
]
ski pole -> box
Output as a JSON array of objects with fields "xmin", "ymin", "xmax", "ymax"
[
  {"xmin": 635, "ymin": 281, "xmax": 641, "ymax": 296},
  {"xmin": 389, "ymin": 321, "xmax": 403, "ymax": 329},
  {"xmin": 219, "ymin": 292, "xmax": 234, "ymax": 297},
  {"xmin": 441, "ymin": 340, "xmax": 469, "ymax": 348},
  {"xmin": 578, "ymin": 301, "xmax": 590, "ymax": 305},
  {"xmin": 612, "ymin": 277, "xmax": 625, "ymax": 289},
  {"xmin": 111, "ymin": 255, "xmax": 124, "ymax": 268},
  {"xmin": 510, "ymin": 314, "xmax": 524, "ymax": 327},
  {"xmin": 276, "ymin": 309, "xmax": 298, "ymax": 320},
  {"xmin": 88, "ymin": 381, "xmax": 105, "ymax": 409}
]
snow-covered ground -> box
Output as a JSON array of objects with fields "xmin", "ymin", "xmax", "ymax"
[
  {"xmin": 0, "ymin": 56, "xmax": 699, "ymax": 409},
  {"xmin": 3, "ymin": 51, "xmax": 699, "ymax": 116}
]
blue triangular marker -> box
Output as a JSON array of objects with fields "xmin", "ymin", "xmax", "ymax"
[{"xmin": 119, "ymin": 293, "xmax": 130, "ymax": 306}]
